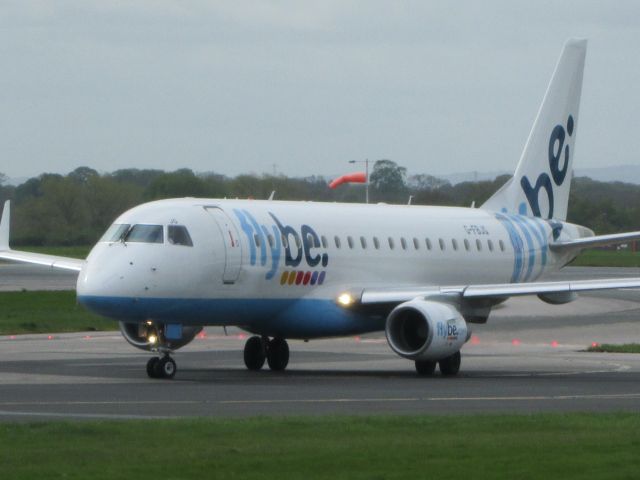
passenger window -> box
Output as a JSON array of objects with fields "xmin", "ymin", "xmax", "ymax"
[
  {"xmin": 487, "ymin": 239, "xmax": 494, "ymax": 252},
  {"xmin": 499, "ymin": 240, "xmax": 505, "ymax": 251},
  {"xmin": 267, "ymin": 234, "xmax": 274, "ymax": 248},
  {"xmin": 476, "ymin": 239, "xmax": 482, "ymax": 251},
  {"xmin": 125, "ymin": 224, "xmax": 164, "ymax": 244},
  {"xmin": 360, "ymin": 236, "xmax": 367, "ymax": 249},
  {"xmin": 439, "ymin": 238, "xmax": 445, "ymax": 251},
  {"xmin": 254, "ymin": 234, "xmax": 261, "ymax": 247},
  {"xmin": 464, "ymin": 239, "xmax": 470, "ymax": 251},
  {"xmin": 295, "ymin": 235, "xmax": 301, "ymax": 249},
  {"xmin": 101, "ymin": 223, "xmax": 130, "ymax": 242},
  {"xmin": 347, "ymin": 236, "xmax": 354, "ymax": 249},
  {"xmin": 413, "ymin": 238, "xmax": 419, "ymax": 250},
  {"xmin": 281, "ymin": 234, "xmax": 288, "ymax": 249},
  {"xmin": 321, "ymin": 235, "xmax": 328, "ymax": 249},
  {"xmin": 334, "ymin": 236, "xmax": 341, "ymax": 249},
  {"xmin": 388, "ymin": 237, "xmax": 395, "ymax": 250},
  {"xmin": 401, "ymin": 238, "xmax": 407, "ymax": 250},
  {"xmin": 452, "ymin": 239, "xmax": 458, "ymax": 251},
  {"xmin": 373, "ymin": 237, "xmax": 380, "ymax": 249},
  {"xmin": 425, "ymin": 238, "xmax": 432, "ymax": 250},
  {"xmin": 167, "ymin": 225, "xmax": 194, "ymax": 247}
]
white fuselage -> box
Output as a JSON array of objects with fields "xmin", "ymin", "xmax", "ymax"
[{"xmin": 76, "ymin": 198, "xmax": 585, "ymax": 338}]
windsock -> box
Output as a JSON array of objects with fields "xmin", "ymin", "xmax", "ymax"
[{"xmin": 328, "ymin": 172, "xmax": 366, "ymax": 189}]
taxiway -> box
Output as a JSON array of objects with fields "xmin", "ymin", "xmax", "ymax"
[{"xmin": 0, "ymin": 266, "xmax": 639, "ymax": 420}]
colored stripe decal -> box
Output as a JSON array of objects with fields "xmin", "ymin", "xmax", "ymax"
[
  {"xmin": 496, "ymin": 213, "xmax": 524, "ymax": 283},
  {"xmin": 509, "ymin": 215, "xmax": 536, "ymax": 282}
]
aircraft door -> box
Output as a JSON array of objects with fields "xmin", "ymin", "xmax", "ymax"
[{"xmin": 204, "ymin": 207, "xmax": 242, "ymax": 284}]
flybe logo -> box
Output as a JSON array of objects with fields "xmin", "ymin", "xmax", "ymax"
[
  {"xmin": 519, "ymin": 115, "xmax": 574, "ymax": 219},
  {"xmin": 233, "ymin": 209, "xmax": 328, "ymax": 284},
  {"xmin": 437, "ymin": 320, "xmax": 459, "ymax": 342}
]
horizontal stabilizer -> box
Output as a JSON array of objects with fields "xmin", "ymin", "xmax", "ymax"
[{"xmin": 549, "ymin": 231, "xmax": 640, "ymax": 252}]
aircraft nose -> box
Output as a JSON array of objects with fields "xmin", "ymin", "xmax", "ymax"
[
  {"xmin": 76, "ymin": 251, "xmax": 123, "ymax": 298},
  {"xmin": 76, "ymin": 242, "xmax": 143, "ymax": 298}
]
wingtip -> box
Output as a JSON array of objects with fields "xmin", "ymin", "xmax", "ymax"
[
  {"xmin": 565, "ymin": 37, "xmax": 588, "ymax": 49},
  {"xmin": 0, "ymin": 200, "xmax": 10, "ymax": 251}
]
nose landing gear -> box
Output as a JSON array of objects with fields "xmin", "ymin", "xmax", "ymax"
[
  {"xmin": 243, "ymin": 336, "xmax": 289, "ymax": 372},
  {"xmin": 146, "ymin": 355, "xmax": 177, "ymax": 379}
]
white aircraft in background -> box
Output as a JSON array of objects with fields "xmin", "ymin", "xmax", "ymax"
[{"xmin": 2, "ymin": 39, "xmax": 640, "ymax": 379}]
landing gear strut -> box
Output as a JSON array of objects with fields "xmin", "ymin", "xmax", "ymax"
[
  {"xmin": 146, "ymin": 355, "xmax": 177, "ymax": 379},
  {"xmin": 243, "ymin": 336, "xmax": 290, "ymax": 371}
]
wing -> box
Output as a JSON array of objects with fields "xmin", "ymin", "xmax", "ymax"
[
  {"xmin": 0, "ymin": 201, "xmax": 85, "ymax": 272},
  {"xmin": 356, "ymin": 277, "xmax": 640, "ymax": 305}
]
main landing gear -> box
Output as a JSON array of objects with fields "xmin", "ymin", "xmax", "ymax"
[
  {"xmin": 146, "ymin": 355, "xmax": 177, "ymax": 379},
  {"xmin": 415, "ymin": 351, "xmax": 461, "ymax": 377},
  {"xmin": 243, "ymin": 336, "xmax": 290, "ymax": 372}
]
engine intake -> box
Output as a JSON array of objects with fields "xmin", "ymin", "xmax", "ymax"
[{"xmin": 385, "ymin": 299, "xmax": 469, "ymax": 361}]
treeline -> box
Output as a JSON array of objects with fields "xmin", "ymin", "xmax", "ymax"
[{"xmin": 0, "ymin": 162, "xmax": 638, "ymax": 246}]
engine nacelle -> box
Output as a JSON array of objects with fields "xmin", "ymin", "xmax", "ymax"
[
  {"xmin": 385, "ymin": 299, "xmax": 469, "ymax": 361},
  {"xmin": 119, "ymin": 322, "xmax": 202, "ymax": 352}
]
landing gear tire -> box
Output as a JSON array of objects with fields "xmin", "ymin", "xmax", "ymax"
[
  {"xmin": 147, "ymin": 356, "xmax": 176, "ymax": 379},
  {"xmin": 415, "ymin": 359, "xmax": 437, "ymax": 376},
  {"xmin": 244, "ymin": 336, "xmax": 266, "ymax": 371},
  {"xmin": 439, "ymin": 351, "xmax": 461, "ymax": 376},
  {"xmin": 155, "ymin": 356, "xmax": 177, "ymax": 379},
  {"xmin": 146, "ymin": 357, "xmax": 160, "ymax": 378},
  {"xmin": 266, "ymin": 337, "xmax": 289, "ymax": 371}
]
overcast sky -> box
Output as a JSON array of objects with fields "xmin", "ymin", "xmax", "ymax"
[{"xmin": 1, "ymin": 1, "xmax": 639, "ymax": 180}]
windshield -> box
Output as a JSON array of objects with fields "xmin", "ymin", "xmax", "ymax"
[
  {"xmin": 167, "ymin": 225, "xmax": 193, "ymax": 246},
  {"xmin": 124, "ymin": 224, "xmax": 164, "ymax": 244},
  {"xmin": 100, "ymin": 223, "xmax": 130, "ymax": 242}
]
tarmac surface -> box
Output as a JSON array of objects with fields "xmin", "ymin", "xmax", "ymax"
[{"xmin": 0, "ymin": 264, "xmax": 640, "ymax": 420}]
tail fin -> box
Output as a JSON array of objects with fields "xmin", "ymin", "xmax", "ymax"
[{"xmin": 482, "ymin": 38, "xmax": 587, "ymax": 220}]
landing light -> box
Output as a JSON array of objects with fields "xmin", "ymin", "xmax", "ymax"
[
  {"xmin": 337, "ymin": 292, "xmax": 354, "ymax": 307},
  {"xmin": 148, "ymin": 334, "xmax": 158, "ymax": 345}
]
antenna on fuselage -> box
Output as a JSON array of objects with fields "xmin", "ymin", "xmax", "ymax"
[
  {"xmin": 268, "ymin": 191, "xmax": 275, "ymax": 201},
  {"xmin": 408, "ymin": 195, "xmax": 413, "ymax": 205}
]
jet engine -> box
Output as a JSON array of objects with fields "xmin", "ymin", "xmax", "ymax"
[
  {"xmin": 385, "ymin": 299, "xmax": 469, "ymax": 361},
  {"xmin": 119, "ymin": 321, "xmax": 202, "ymax": 351}
]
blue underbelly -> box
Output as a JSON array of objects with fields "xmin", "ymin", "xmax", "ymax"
[{"xmin": 78, "ymin": 295, "xmax": 385, "ymax": 338}]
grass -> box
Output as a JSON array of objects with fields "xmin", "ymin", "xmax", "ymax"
[
  {"xmin": 0, "ymin": 413, "xmax": 638, "ymax": 479},
  {"xmin": 587, "ymin": 343, "xmax": 640, "ymax": 353},
  {"xmin": 572, "ymin": 248, "xmax": 640, "ymax": 267},
  {"xmin": 0, "ymin": 291, "xmax": 116, "ymax": 335}
]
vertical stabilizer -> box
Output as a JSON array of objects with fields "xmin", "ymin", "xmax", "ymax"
[{"xmin": 482, "ymin": 39, "xmax": 587, "ymax": 220}]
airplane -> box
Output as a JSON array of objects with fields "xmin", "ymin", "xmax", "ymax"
[{"xmin": 2, "ymin": 38, "xmax": 640, "ymax": 380}]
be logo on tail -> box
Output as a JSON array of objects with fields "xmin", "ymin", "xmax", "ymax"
[{"xmin": 520, "ymin": 115, "xmax": 574, "ymax": 219}]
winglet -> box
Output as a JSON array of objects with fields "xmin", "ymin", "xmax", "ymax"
[{"xmin": 0, "ymin": 200, "xmax": 10, "ymax": 251}]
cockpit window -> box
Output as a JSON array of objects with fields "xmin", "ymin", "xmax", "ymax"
[
  {"xmin": 124, "ymin": 224, "xmax": 164, "ymax": 244},
  {"xmin": 168, "ymin": 225, "xmax": 193, "ymax": 247},
  {"xmin": 100, "ymin": 223, "xmax": 130, "ymax": 242}
]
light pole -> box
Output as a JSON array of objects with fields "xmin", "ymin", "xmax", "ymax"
[{"xmin": 348, "ymin": 159, "xmax": 369, "ymax": 204}]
